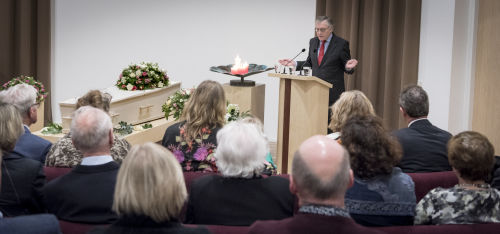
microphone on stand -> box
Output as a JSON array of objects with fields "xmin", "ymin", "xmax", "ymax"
[
  {"xmin": 282, "ymin": 49, "xmax": 306, "ymax": 73},
  {"xmin": 283, "ymin": 48, "xmax": 306, "ymax": 67}
]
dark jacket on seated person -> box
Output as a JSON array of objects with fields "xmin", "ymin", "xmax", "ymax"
[
  {"xmin": 0, "ymin": 151, "xmax": 45, "ymax": 217},
  {"xmin": 42, "ymin": 161, "xmax": 119, "ymax": 224},
  {"xmin": 489, "ymin": 156, "xmax": 500, "ymax": 190},
  {"xmin": 89, "ymin": 215, "xmax": 210, "ymax": 234},
  {"xmin": 0, "ymin": 213, "xmax": 61, "ymax": 234},
  {"xmin": 248, "ymin": 205, "xmax": 385, "ymax": 234},
  {"xmin": 185, "ymin": 174, "xmax": 294, "ymax": 226},
  {"xmin": 393, "ymin": 119, "xmax": 452, "ymax": 173},
  {"xmin": 345, "ymin": 167, "xmax": 416, "ymax": 226}
]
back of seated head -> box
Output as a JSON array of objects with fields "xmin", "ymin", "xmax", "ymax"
[
  {"xmin": 215, "ymin": 120, "xmax": 268, "ymax": 178},
  {"xmin": 70, "ymin": 106, "xmax": 112, "ymax": 154},
  {"xmin": 113, "ymin": 142, "xmax": 187, "ymax": 222},
  {"xmin": 0, "ymin": 103, "xmax": 24, "ymax": 151},
  {"xmin": 181, "ymin": 80, "xmax": 225, "ymax": 142},
  {"xmin": 448, "ymin": 131, "xmax": 495, "ymax": 182},
  {"xmin": 329, "ymin": 90, "xmax": 375, "ymax": 132},
  {"xmin": 292, "ymin": 135, "xmax": 352, "ymax": 202},
  {"xmin": 399, "ymin": 85, "xmax": 429, "ymax": 118},
  {"xmin": 0, "ymin": 83, "xmax": 37, "ymax": 120},
  {"xmin": 76, "ymin": 90, "xmax": 112, "ymax": 113},
  {"xmin": 341, "ymin": 115, "xmax": 401, "ymax": 179}
]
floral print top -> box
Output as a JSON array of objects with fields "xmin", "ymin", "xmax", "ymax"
[{"xmin": 162, "ymin": 122, "xmax": 219, "ymax": 172}]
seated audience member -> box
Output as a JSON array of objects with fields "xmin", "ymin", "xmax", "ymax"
[
  {"xmin": 185, "ymin": 120, "xmax": 294, "ymax": 226},
  {"xmin": 89, "ymin": 142, "xmax": 209, "ymax": 234},
  {"xmin": 162, "ymin": 80, "xmax": 225, "ymax": 172},
  {"xmin": 393, "ymin": 85, "xmax": 452, "ymax": 172},
  {"xmin": 248, "ymin": 136, "xmax": 384, "ymax": 234},
  {"xmin": 0, "ymin": 103, "xmax": 45, "ymax": 216},
  {"xmin": 240, "ymin": 116, "xmax": 277, "ymax": 175},
  {"xmin": 0, "ymin": 84, "xmax": 51, "ymax": 163},
  {"xmin": 45, "ymin": 90, "xmax": 130, "ymax": 167},
  {"xmin": 490, "ymin": 156, "xmax": 500, "ymax": 189},
  {"xmin": 327, "ymin": 90, "xmax": 375, "ymax": 141},
  {"xmin": 415, "ymin": 131, "xmax": 500, "ymax": 224},
  {"xmin": 0, "ymin": 103, "xmax": 60, "ymax": 233},
  {"xmin": 342, "ymin": 115, "xmax": 416, "ymax": 226},
  {"xmin": 43, "ymin": 106, "xmax": 119, "ymax": 223}
]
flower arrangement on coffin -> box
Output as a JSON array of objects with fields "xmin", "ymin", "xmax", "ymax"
[
  {"xmin": 162, "ymin": 88, "xmax": 194, "ymax": 120},
  {"xmin": 225, "ymin": 103, "xmax": 251, "ymax": 122},
  {"xmin": 0, "ymin": 75, "xmax": 48, "ymax": 102},
  {"xmin": 116, "ymin": 62, "xmax": 170, "ymax": 91}
]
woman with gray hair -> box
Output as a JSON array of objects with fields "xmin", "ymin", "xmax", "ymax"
[{"xmin": 185, "ymin": 120, "xmax": 294, "ymax": 226}]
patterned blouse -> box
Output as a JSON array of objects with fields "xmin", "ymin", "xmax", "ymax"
[
  {"xmin": 415, "ymin": 185, "xmax": 500, "ymax": 224},
  {"xmin": 162, "ymin": 121, "xmax": 277, "ymax": 175},
  {"xmin": 44, "ymin": 133, "xmax": 131, "ymax": 167},
  {"xmin": 162, "ymin": 122, "xmax": 219, "ymax": 172}
]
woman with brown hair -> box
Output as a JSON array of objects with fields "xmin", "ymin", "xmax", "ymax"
[
  {"xmin": 162, "ymin": 80, "xmax": 226, "ymax": 172},
  {"xmin": 415, "ymin": 131, "xmax": 500, "ymax": 224},
  {"xmin": 341, "ymin": 115, "xmax": 416, "ymax": 226},
  {"xmin": 45, "ymin": 90, "xmax": 131, "ymax": 167}
]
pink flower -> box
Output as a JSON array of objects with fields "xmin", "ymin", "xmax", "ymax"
[
  {"xmin": 173, "ymin": 103, "xmax": 177, "ymax": 107},
  {"xmin": 25, "ymin": 80, "xmax": 29, "ymax": 83},
  {"xmin": 193, "ymin": 146, "xmax": 209, "ymax": 161},
  {"xmin": 142, "ymin": 72, "xmax": 147, "ymax": 76},
  {"xmin": 119, "ymin": 73, "xmax": 123, "ymax": 78},
  {"xmin": 132, "ymin": 86, "xmax": 137, "ymax": 91},
  {"xmin": 121, "ymin": 84, "xmax": 126, "ymax": 88}
]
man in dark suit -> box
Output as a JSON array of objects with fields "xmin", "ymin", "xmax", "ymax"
[
  {"xmin": 0, "ymin": 83, "xmax": 52, "ymax": 163},
  {"xmin": 279, "ymin": 16, "xmax": 358, "ymax": 107},
  {"xmin": 393, "ymin": 85, "xmax": 452, "ymax": 172},
  {"xmin": 43, "ymin": 106, "xmax": 119, "ymax": 224},
  {"xmin": 248, "ymin": 135, "xmax": 383, "ymax": 234}
]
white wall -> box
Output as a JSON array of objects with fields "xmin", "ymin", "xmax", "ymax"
[
  {"xmin": 51, "ymin": 0, "xmax": 316, "ymax": 141},
  {"xmin": 418, "ymin": 0, "xmax": 477, "ymax": 133}
]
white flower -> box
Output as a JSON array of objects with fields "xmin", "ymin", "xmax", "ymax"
[
  {"xmin": 136, "ymin": 70, "xmax": 142, "ymax": 77},
  {"xmin": 129, "ymin": 72, "xmax": 136, "ymax": 78},
  {"xmin": 121, "ymin": 78, "xmax": 126, "ymax": 83},
  {"xmin": 139, "ymin": 63, "xmax": 146, "ymax": 69},
  {"xmin": 126, "ymin": 84, "xmax": 133, "ymax": 91},
  {"xmin": 158, "ymin": 82, "xmax": 164, "ymax": 88}
]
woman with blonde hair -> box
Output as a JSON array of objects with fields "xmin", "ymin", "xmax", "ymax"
[
  {"xmin": 45, "ymin": 90, "xmax": 131, "ymax": 167},
  {"xmin": 89, "ymin": 142, "xmax": 209, "ymax": 234},
  {"xmin": 0, "ymin": 103, "xmax": 46, "ymax": 216},
  {"xmin": 162, "ymin": 80, "xmax": 226, "ymax": 172},
  {"xmin": 328, "ymin": 90, "xmax": 375, "ymax": 140}
]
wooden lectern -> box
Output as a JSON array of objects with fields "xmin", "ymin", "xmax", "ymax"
[{"xmin": 268, "ymin": 73, "xmax": 332, "ymax": 173}]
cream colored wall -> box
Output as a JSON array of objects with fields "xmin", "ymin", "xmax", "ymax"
[{"xmin": 472, "ymin": 0, "xmax": 500, "ymax": 155}]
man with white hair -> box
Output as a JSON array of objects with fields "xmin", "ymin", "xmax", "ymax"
[
  {"xmin": 185, "ymin": 120, "xmax": 294, "ymax": 226},
  {"xmin": 0, "ymin": 83, "xmax": 51, "ymax": 163},
  {"xmin": 248, "ymin": 136, "xmax": 384, "ymax": 234},
  {"xmin": 42, "ymin": 106, "xmax": 118, "ymax": 224}
]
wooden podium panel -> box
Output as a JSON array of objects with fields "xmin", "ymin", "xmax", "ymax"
[
  {"xmin": 270, "ymin": 73, "xmax": 331, "ymax": 173},
  {"xmin": 223, "ymin": 83, "xmax": 265, "ymax": 123}
]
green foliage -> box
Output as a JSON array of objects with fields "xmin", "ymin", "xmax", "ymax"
[
  {"xmin": 162, "ymin": 88, "xmax": 194, "ymax": 120},
  {"xmin": 113, "ymin": 121, "xmax": 134, "ymax": 136},
  {"xmin": 41, "ymin": 123, "xmax": 63, "ymax": 135},
  {"xmin": 142, "ymin": 123, "xmax": 153, "ymax": 129}
]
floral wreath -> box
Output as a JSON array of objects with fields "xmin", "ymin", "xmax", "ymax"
[
  {"xmin": 0, "ymin": 75, "xmax": 48, "ymax": 103},
  {"xmin": 116, "ymin": 62, "xmax": 169, "ymax": 91}
]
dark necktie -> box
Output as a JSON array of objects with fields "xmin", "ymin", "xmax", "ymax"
[{"xmin": 318, "ymin": 40, "xmax": 326, "ymax": 65}]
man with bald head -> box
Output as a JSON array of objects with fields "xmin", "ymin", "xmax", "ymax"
[
  {"xmin": 248, "ymin": 135, "xmax": 383, "ymax": 234},
  {"xmin": 42, "ymin": 106, "xmax": 118, "ymax": 224}
]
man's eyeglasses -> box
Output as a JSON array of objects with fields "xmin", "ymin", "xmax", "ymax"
[{"xmin": 315, "ymin": 27, "xmax": 330, "ymax": 33}]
